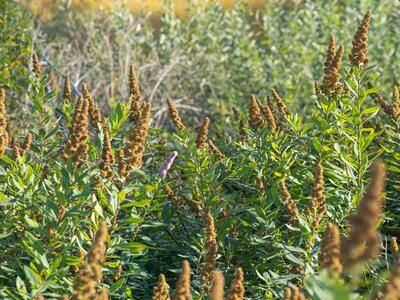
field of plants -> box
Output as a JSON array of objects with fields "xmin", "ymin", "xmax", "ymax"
[{"xmin": 0, "ymin": 0, "xmax": 399, "ymax": 299}]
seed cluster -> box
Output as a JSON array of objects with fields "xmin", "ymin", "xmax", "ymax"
[
  {"xmin": 167, "ymin": 98, "xmax": 185, "ymax": 131},
  {"xmin": 128, "ymin": 65, "xmax": 142, "ymax": 122},
  {"xmin": 201, "ymin": 207, "xmax": 218, "ymax": 289},
  {"xmin": 227, "ymin": 267, "xmax": 244, "ymax": 300},
  {"xmin": 210, "ymin": 272, "xmax": 224, "ymax": 300},
  {"xmin": 271, "ymin": 89, "xmax": 289, "ymax": 117},
  {"xmin": 321, "ymin": 39, "xmax": 344, "ymax": 98},
  {"xmin": 279, "ymin": 181, "xmax": 299, "ymax": 226},
  {"xmin": 341, "ymin": 160, "xmax": 386, "ymax": 269},
  {"xmin": 349, "ymin": 11, "xmax": 371, "ymax": 66},
  {"xmin": 283, "ymin": 287, "xmax": 306, "ymax": 300},
  {"xmin": 318, "ymin": 223, "xmax": 343, "ymax": 274},
  {"xmin": 100, "ymin": 118, "xmax": 115, "ymax": 180},
  {"xmin": 152, "ymin": 274, "xmax": 170, "ymax": 300},
  {"xmin": 248, "ymin": 95, "xmax": 264, "ymax": 132},
  {"xmin": 63, "ymin": 95, "xmax": 89, "ymax": 165},
  {"xmin": 309, "ymin": 162, "xmax": 327, "ymax": 231},
  {"xmin": 64, "ymin": 75, "xmax": 72, "ymax": 103},
  {"xmin": 171, "ymin": 260, "xmax": 192, "ymax": 300},
  {"xmin": 208, "ymin": 140, "xmax": 225, "ymax": 161},
  {"xmin": 82, "ymin": 84, "xmax": 102, "ymax": 125},
  {"xmin": 32, "ymin": 52, "xmax": 42, "ymax": 77},
  {"xmin": 71, "ymin": 221, "xmax": 108, "ymax": 300},
  {"xmin": 196, "ymin": 117, "xmax": 210, "ymax": 149},
  {"xmin": 0, "ymin": 89, "xmax": 9, "ymax": 156}
]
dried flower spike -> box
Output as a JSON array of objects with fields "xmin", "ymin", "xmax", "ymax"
[
  {"xmin": 32, "ymin": 52, "xmax": 42, "ymax": 77},
  {"xmin": 208, "ymin": 140, "xmax": 225, "ymax": 161},
  {"xmin": 196, "ymin": 117, "xmax": 209, "ymax": 149},
  {"xmin": 201, "ymin": 207, "xmax": 218, "ymax": 289},
  {"xmin": 341, "ymin": 159, "xmax": 386, "ymax": 269},
  {"xmin": 278, "ymin": 181, "xmax": 299, "ymax": 226},
  {"xmin": 210, "ymin": 271, "xmax": 224, "ymax": 300},
  {"xmin": 260, "ymin": 100, "xmax": 277, "ymax": 133},
  {"xmin": 227, "ymin": 267, "xmax": 244, "ymax": 300},
  {"xmin": 309, "ymin": 162, "xmax": 327, "ymax": 231},
  {"xmin": 321, "ymin": 45, "xmax": 344, "ymax": 98},
  {"xmin": 152, "ymin": 274, "xmax": 170, "ymax": 300},
  {"xmin": 374, "ymin": 258, "xmax": 400, "ymax": 300},
  {"xmin": 82, "ymin": 84, "xmax": 102, "ymax": 125},
  {"xmin": 249, "ymin": 95, "xmax": 264, "ymax": 132},
  {"xmin": 167, "ymin": 98, "xmax": 185, "ymax": 131},
  {"xmin": 389, "ymin": 84, "xmax": 400, "ymax": 120},
  {"xmin": 319, "ymin": 223, "xmax": 343, "ymax": 274},
  {"xmin": 0, "ymin": 89, "xmax": 9, "ymax": 156},
  {"xmin": 349, "ymin": 11, "xmax": 372, "ymax": 66},
  {"xmin": 171, "ymin": 260, "xmax": 192, "ymax": 300},
  {"xmin": 128, "ymin": 65, "xmax": 142, "ymax": 121},
  {"xmin": 324, "ymin": 33, "xmax": 336, "ymax": 71},
  {"xmin": 124, "ymin": 102, "xmax": 152, "ymax": 171},
  {"xmin": 392, "ymin": 237, "xmax": 399, "ymax": 262},
  {"xmin": 64, "ymin": 75, "xmax": 72, "ymax": 103},
  {"xmin": 272, "ymin": 89, "xmax": 290, "ymax": 116},
  {"xmin": 164, "ymin": 183, "xmax": 180, "ymax": 205},
  {"xmin": 100, "ymin": 118, "xmax": 115, "ymax": 181},
  {"xmin": 21, "ymin": 132, "xmax": 33, "ymax": 156}
]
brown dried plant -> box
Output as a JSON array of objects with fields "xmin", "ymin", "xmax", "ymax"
[
  {"xmin": 210, "ymin": 271, "xmax": 224, "ymax": 300},
  {"xmin": 318, "ymin": 223, "xmax": 343, "ymax": 274},
  {"xmin": 324, "ymin": 33, "xmax": 336, "ymax": 72},
  {"xmin": 164, "ymin": 183, "xmax": 180, "ymax": 205},
  {"xmin": 260, "ymin": 100, "xmax": 277, "ymax": 133},
  {"xmin": 117, "ymin": 149, "xmax": 128, "ymax": 179},
  {"xmin": 128, "ymin": 64, "xmax": 142, "ymax": 122},
  {"xmin": 392, "ymin": 237, "xmax": 399, "ymax": 263},
  {"xmin": 32, "ymin": 52, "xmax": 42, "ymax": 77},
  {"xmin": 374, "ymin": 258, "xmax": 400, "ymax": 300},
  {"xmin": 152, "ymin": 274, "xmax": 170, "ymax": 300},
  {"xmin": 82, "ymin": 84, "xmax": 102, "ymax": 125},
  {"xmin": 63, "ymin": 96, "xmax": 89, "ymax": 165},
  {"xmin": 167, "ymin": 98, "xmax": 185, "ymax": 131},
  {"xmin": 208, "ymin": 140, "xmax": 225, "ymax": 161},
  {"xmin": 308, "ymin": 162, "xmax": 327, "ymax": 232},
  {"xmin": 248, "ymin": 95, "xmax": 264, "ymax": 132},
  {"xmin": 239, "ymin": 119, "xmax": 247, "ymax": 142},
  {"xmin": 100, "ymin": 118, "xmax": 115, "ymax": 181},
  {"xmin": 321, "ymin": 44, "xmax": 344, "ymax": 98},
  {"xmin": 71, "ymin": 221, "xmax": 108, "ymax": 300},
  {"xmin": 201, "ymin": 207, "xmax": 218, "ymax": 289},
  {"xmin": 196, "ymin": 117, "xmax": 209, "ymax": 149},
  {"xmin": 227, "ymin": 267, "xmax": 244, "ymax": 300},
  {"xmin": 171, "ymin": 260, "xmax": 192, "ymax": 300},
  {"xmin": 123, "ymin": 103, "xmax": 152, "ymax": 172},
  {"xmin": 64, "ymin": 75, "xmax": 72, "ymax": 103},
  {"xmin": 22, "ymin": 132, "xmax": 33, "ymax": 156},
  {"xmin": 0, "ymin": 89, "xmax": 9, "ymax": 156},
  {"xmin": 349, "ymin": 11, "xmax": 372, "ymax": 66},
  {"xmin": 11, "ymin": 137, "xmax": 21, "ymax": 158},
  {"xmin": 285, "ymin": 287, "xmax": 306, "ymax": 300},
  {"xmin": 389, "ymin": 84, "xmax": 400, "ymax": 120},
  {"xmin": 341, "ymin": 159, "xmax": 386, "ymax": 269},
  {"xmin": 283, "ymin": 287, "xmax": 292, "ymax": 300},
  {"xmin": 272, "ymin": 89, "xmax": 290, "ymax": 117},
  {"xmin": 278, "ymin": 181, "xmax": 299, "ymax": 226}
]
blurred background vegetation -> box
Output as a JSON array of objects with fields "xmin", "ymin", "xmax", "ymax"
[{"xmin": 2, "ymin": 0, "xmax": 399, "ymax": 131}]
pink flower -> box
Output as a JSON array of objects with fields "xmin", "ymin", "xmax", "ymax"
[{"xmin": 159, "ymin": 151, "xmax": 178, "ymax": 179}]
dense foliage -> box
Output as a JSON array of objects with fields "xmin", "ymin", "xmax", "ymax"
[{"xmin": 0, "ymin": 2, "xmax": 399, "ymax": 300}]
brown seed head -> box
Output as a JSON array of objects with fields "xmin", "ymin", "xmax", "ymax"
[
  {"xmin": 0, "ymin": 89, "xmax": 8, "ymax": 156},
  {"xmin": 210, "ymin": 271, "xmax": 224, "ymax": 300},
  {"xmin": 308, "ymin": 162, "xmax": 326, "ymax": 232},
  {"xmin": 82, "ymin": 84, "xmax": 102, "ymax": 125},
  {"xmin": 239, "ymin": 119, "xmax": 247, "ymax": 142},
  {"xmin": 392, "ymin": 237, "xmax": 399, "ymax": 262},
  {"xmin": 32, "ymin": 52, "xmax": 42, "ymax": 77},
  {"xmin": 227, "ymin": 267, "xmax": 244, "ymax": 300},
  {"xmin": 100, "ymin": 118, "xmax": 115, "ymax": 180},
  {"xmin": 341, "ymin": 159, "xmax": 386, "ymax": 269},
  {"xmin": 171, "ymin": 260, "xmax": 192, "ymax": 300},
  {"xmin": 167, "ymin": 98, "xmax": 185, "ymax": 131},
  {"xmin": 324, "ymin": 33, "xmax": 336, "ymax": 72},
  {"xmin": 249, "ymin": 95, "xmax": 264, "ymax": 132},
  {"xmin": 283, "ymin": 287, "xmax": 291, "ymax": 300},
  {"xmin": 319, "ymin": 223, "xmax": 343, "ymax": 274},
  {"xmin": 164, "ymin": 183, "xmax": 180, "ymax": 205},
  {"xmin": 22, "ymin": 132, "xmax": 33, "ymax": 156},
  {"xmin": 153, "ymin": 274, "xmax": 170, "ymax": 300},
  {"xmin": 272, "ymin": 89, "xmax": 290, "ymax": 116},
  {"xmin": 321, "ymin": 45, "xmax": 344, "ymax": 98},
  {"xmin": 278, "ymin": 181, "xmax": 299, "ymax": 226},
  {"xmin": 260, "ymin": 100, "xmax": 277, "ymax": 133},
  {"xmin": 196, "ymin": 117, "xmax": 209, "ymax": 149},
  {"xmin": 64, "ymin": 76, "xmax": 72, "ymax": 103},
  {"xmin": 389, "ymin": 84, "xmax": 400, "ymax": 119},
  {"xmin": 201, "ymin": 207, "xmax": 218, "ymax": 288},
  {"xmin": 124, "ymin": 103, "xmax": 152, "ymax": 171},
  {"xmin": 349, "ymin": 11, "xmax": 372, "ymax": 66},
  {"xmin": 375, "ymin": 258, "xmax": 400, "ymax": 300},
  {"xmin": 208, "ymin": 140, "xmax": 225, "ymax": 161},
  {"xmin": 128, "ymin": 65, "xmax": 142, "ymax": 121}
]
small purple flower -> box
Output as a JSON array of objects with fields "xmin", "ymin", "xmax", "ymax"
[{"xmin": 159, "ymin": 151, "xmax": 178, "ymax": 179}]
